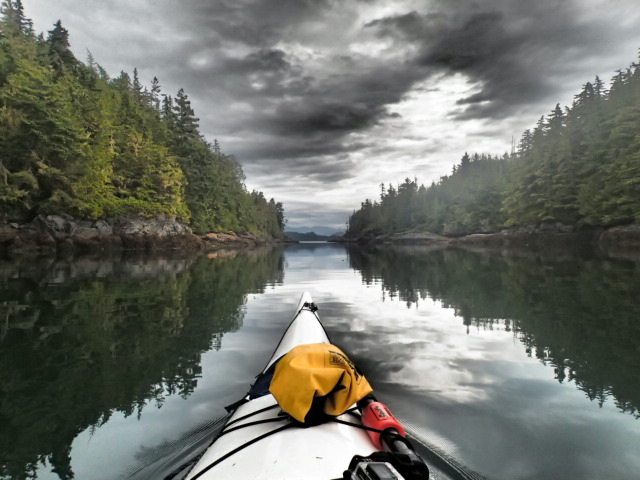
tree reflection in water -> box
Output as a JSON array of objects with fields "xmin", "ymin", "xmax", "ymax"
[
  {"xmin": 0, "ymin": 248, "xmax": 284, "ymax": 480},
  {"xmin": 347, "ymin": 244, "xmax": 640, "ymax": 418}
]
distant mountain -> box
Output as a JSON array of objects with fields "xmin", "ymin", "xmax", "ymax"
[
  {"xmin": 285, "ymin": 226, "xmax": 345, "ymax": 236},
  {"xmin": 285, "ymin": 231, "xmax": 342, "ymax": 241}
]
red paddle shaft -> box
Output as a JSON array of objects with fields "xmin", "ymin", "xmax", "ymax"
[
  {"xmin": 350, "ymin": 396, "xmax": 431, "ymax": 479},
  {"xmin": 360, "ymin": 397, "xmax": 406, "ymax": 450}
]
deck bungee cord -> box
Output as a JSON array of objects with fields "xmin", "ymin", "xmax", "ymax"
[
  {"xmin": 184, "ymin": 402, "xmax": 429, "ymax": 479},
  {"xmin": 167, "ymin": 409, "xmax": 484, "ymax": 480}
]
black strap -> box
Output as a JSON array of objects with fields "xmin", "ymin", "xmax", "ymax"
[
  {"xmin": 187, "ymin": 412, "xmax": 408, "ymax": 479},
  {"xmin": 224, "ymin": 396, "xmax": 248, "ymax": 412},
  {"xmin": 223, "ymin": 403, "xmax": 280, "ymax": 430},
  {"xmin": 218, "ymin": 417, "xmax": 287, "ymax": 437}
]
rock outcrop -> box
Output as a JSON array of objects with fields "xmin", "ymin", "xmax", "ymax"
[
  {"xmin": 339, "ymin": 222, "xmax": 640, "ymax": 250},
  {"xmin": 598, "ymin": 223, "xmax": 640, "ymax": 247},
  {"xmin": 0, "ymin": 214, "xmax": 278, "ymax": 255}
]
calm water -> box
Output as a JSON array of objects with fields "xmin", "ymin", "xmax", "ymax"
[{"xmin": 1, "ymin": 243, "xmax": 639, "ymax": 480}]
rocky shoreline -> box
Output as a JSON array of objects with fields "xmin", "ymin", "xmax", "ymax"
[
  {"xmin": 5, "ymin": 216, "xmax": 639, "ymax": 257},
  {"xmin": 0, "ymin": 214, "xmax": 288, "ymax": 256},
  {"xmin": 337, "ymin": 222, "xmax": 640, "ymax": 250}
]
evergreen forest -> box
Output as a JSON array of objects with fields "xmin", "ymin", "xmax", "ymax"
[
  {"xmin": 347, "ymin": 52, "xmax": 640, "ymax": 237},
  {"xmin": 0, "ymin": 1, "xmax": 285, "ymax": 237}
]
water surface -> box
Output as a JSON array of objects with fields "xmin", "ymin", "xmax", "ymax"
[{"xmin": 1, "ymin": 244, "xmax": 639, "ymax": 480}]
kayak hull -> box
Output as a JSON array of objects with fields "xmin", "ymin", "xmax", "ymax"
[{"xmin": 185, "ymin": 292, "xmax": 377, "ymax": 480}]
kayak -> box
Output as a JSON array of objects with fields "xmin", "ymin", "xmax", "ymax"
[
  {"xmin": 180, "ymin": 292, "xmax": 462, "ymax": 480},
  {"xmin": 184, "ymin": 292, "xmax": 384, "ymax": 479}
]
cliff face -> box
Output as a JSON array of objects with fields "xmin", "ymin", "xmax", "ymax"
[{"xmin": 0, "ymin": 214, "xmax": 279, "ymax": 255}]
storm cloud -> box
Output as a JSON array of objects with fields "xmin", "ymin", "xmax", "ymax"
[
  {"xmin": 24, "ymin": 0, "xmax": 640, "ymax": 228},
  {"xmin": 366, "ymin": 1, "xmax": 640, "ymax": 118}
]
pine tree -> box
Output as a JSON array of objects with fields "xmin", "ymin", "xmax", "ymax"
[
  {"xmin": 150, "ymin": 76, "xmax": 161, "ymax": 110},
  {"xmin": 132, "ymin": 67, "xmax": 142, "ymax": 101},
  {"xmin": 173, "ymin": 88, "xmax": 199, "ymax": 137},
  {"xmin": 86, "ymin": 49, "xmax": 96, "ymax": 70},
  {"xmin": 0, "ymin": 0, "xmax": 32, "ymax": 36},
  {"xmin": 46, "ymin": 20, "xmax": 76, "ymax": 76}
]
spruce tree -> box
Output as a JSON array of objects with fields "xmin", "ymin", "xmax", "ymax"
[
  {"xmin": 150, "ymin": 76, "xmax": 161, "ymax": 110},
  {"xmin": 46, "ymin": 20, "xmax": 75, "ymax": 75}
]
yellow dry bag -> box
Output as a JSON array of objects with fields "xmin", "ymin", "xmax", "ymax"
[{"xmin": 269, "ymin": 343, "xmax": 373, "ymax": 424}]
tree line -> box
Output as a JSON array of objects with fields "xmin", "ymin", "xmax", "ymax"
[
  {"xmin": 348, "ymin": 51, "xmax": 640, "ymax": 237},
  {"xmin": 0, "ymin": 1, "xmax": 285, "ymax": 237}
]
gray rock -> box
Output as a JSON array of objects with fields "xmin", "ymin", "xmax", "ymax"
[{"xmin": 113, "ymin": 216, "xmax": 192, "ymax": 237}]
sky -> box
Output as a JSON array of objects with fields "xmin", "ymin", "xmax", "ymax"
[{"xmin": 23, "ymin": 0, "xmax": 640, "ymax": 230}]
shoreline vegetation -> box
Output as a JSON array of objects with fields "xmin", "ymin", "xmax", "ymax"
[
  {"xmin": 346, "ymin": 50, "xmax": 640, "ymax": 247},
  {"xmin": 0, "ymin": 2, "xmax": 287, "ymax": 255}
]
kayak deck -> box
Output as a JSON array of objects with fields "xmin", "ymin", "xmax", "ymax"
[
  {"xmin": 189, "ymin": 395, "xmax": 376, "ymax": 479},
  {"xmin": 264, "ymin": 292, "xmax": 330, "ymax": 371},
  {"xmin": 185, "ymin": 292, "xmax": 377, "ymax": 479}
]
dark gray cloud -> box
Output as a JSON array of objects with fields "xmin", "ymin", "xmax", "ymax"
[
  {"xmin": 143, "ymin": 2, "xmax": 421, "ymax": 149},
  {"xmin": 364, "ymin": 0, "xmax": 636, "ymax": 119},
  {"xmin": 176, "ymin": 0, "xmax": 640, "ymax": 158},
  {"xmin": 190, "ymin": 0, "xmax": 339, "ymax": 47},
  {"xmin": 224, "ymin": 49, "xmax": 293, "ymax": 76},
  {"xmin": 239, "ymin": 138, "xmax": 365, "ymax": 163},
  {"xmin": 245, "ymin": 152, "xmax": 358, "ymax": 183},
  {"xmin": 24, "ymin": 0, "xmax": 640, "ymax": 227}
]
